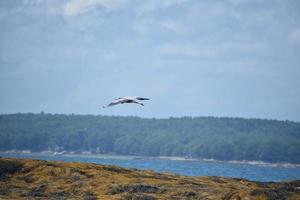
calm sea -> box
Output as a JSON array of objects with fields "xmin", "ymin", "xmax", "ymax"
[{"xmin": 1, "ymin": 152, "xmax": 299, "ymax": 182}]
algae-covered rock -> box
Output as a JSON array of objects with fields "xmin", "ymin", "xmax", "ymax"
[
  {"xmin": 0, "ymin": 159, "xmax": 23, "ymax": 175},
  {"xmin": 0, "ymin": 157, "xmax": 299, "ymax": 200}
]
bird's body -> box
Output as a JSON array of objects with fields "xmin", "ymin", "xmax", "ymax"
[
  {"xmin": 115, "ymin": 96, "xmax": 150, "ymax": 101},
  {"xmin": 103, "ymin": 96, "xmax": 150, "ymax": 108}
]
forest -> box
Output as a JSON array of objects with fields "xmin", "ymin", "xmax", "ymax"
[{"xmin": 0, "ymin": 113, "xmax": 299, "ymax": 164}]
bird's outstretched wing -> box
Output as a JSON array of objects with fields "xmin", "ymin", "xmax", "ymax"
[
  {"xmin": 102, "ymin": 98, "xmax": 128, "ymax": 108},
  {"xmin": 131, "ymin": 100, "xmax": 144, "ymax": 106},
  {"xmin": 103, "ymin": 96, "xmax": 149, "ymax": 108},
  {"xmin": 136, "ymin": 97, "xmax": 150, "ymax": 101}
]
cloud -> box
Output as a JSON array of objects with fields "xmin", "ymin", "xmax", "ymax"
[
  {"xmin": 103, "ymin": 51, "xmax": 117, "ymax": 61},
  {"xmin": 159, "ymin": 19, "xmax": 186, "ymax": 34},
  {"xmin": 158, "ymin": 43, "xmax": 217, "ymax": 58},
  {"xmin": 62, "ymin": 0, "xmax": 125, "ymax": 17},
  {"xmin": 23, "ymin": 0, "xmax": 44, "ymax": 5},
  {"xmin": 133, "ymin": 18, "xmax": 186, "ymax": 35},
  {"xmin": 157, "ymin": 41, "xmax": 265, "ymax": 59},
  {"xmin": 137, "ymin": 0, "xmax": 189, "ymax": 15},
  {"xmin": 0, "ymin": 3, "xmax": 25, "ymax": 20},
  {"xmin": 227, "ymin": 0, "xmax": 249, "ymax": 5},
  {"xmin": 0, "ymin": 11, "xmax": 7, "ymax": 20},
  {"xmin": 289, "ymin": 28, "xmax": 300, "ymax": 44}
]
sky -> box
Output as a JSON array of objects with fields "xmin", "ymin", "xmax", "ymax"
[{"xmin": 0, "ymin": 0, "xmax": 300, "ymax": 121}]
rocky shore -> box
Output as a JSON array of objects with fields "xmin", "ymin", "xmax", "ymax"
[{"xmin": 0, "ymin": 157, "xmax": 299, "ymax": 199}]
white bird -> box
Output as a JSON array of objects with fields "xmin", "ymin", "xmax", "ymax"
[{"xmin": 103, "ymin": 96, "xmax": 150, "ymax": 108}]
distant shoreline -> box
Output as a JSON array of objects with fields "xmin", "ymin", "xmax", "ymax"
[{"xmin": 1, "ymin": 150, "xmax": 299, "ymax": 169}]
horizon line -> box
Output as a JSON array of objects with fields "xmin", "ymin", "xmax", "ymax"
[{"xmin": 0, "ymin": 112, "xmax": 298, "ymax": 123}]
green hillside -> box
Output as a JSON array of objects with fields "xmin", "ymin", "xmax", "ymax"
[{"xmin": 0, "ymin": 113, "xmax": 299, "ymax": 163}]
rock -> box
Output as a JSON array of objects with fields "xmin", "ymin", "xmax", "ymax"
[
  {"xmin": 0, "ymin": 157, "xmax": 299, "ymax": 200},
  {"xmin": 128, "ymin": 184, "xmax": 160, "ymax": 193},
  {"xmin": 123, "ymin": 193, "xmax": 156, "ymax": 200}
]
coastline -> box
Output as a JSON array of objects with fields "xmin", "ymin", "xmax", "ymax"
[
  {"xmin": 1, "ymin": 150, "xmax": 300, "ymax": 169},
  {"xmin": 1, "ymin": 157, "xmax": 300, "ymax": 200}
]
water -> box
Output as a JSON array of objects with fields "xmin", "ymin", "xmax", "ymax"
[{"xmin": 1, "ymin": 152, "xmax": 299, "ymax": 182}]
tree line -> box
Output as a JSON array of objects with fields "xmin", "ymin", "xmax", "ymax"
[{"xmin": 0, "ymin": 113, "xmax": 299, "ymax": 163}]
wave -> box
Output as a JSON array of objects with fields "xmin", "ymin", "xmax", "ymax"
[
  {"xmin": 159, "ymin": 156, "xmax": 300, "ymax": 168},
  {"xmin": 226, "ymin": 160, "xmax": 300, "ymax": 168}
]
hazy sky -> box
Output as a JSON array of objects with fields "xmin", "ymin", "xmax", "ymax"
[{"xmin": 0, "ymin": 0, "xmax": 300, "ymax": 121}]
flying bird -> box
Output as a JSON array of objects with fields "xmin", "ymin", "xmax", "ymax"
[{"xmin": 103, "ymin": 96, "xmax": 150, "ymax": 108}]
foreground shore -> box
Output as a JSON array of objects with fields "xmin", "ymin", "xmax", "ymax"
[{"xmin": 0, "ymin": 158, "xmax": 299, "ymax": 199}]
